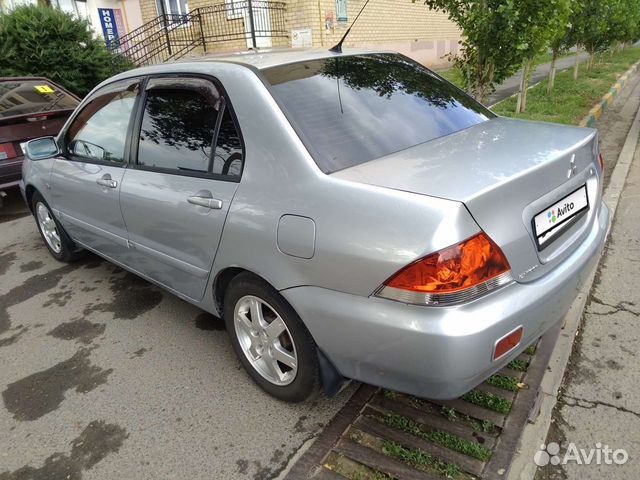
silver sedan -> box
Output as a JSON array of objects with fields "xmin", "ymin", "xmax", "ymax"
[{"xmin": 20, "ymin": 49, "xmax": 610, "ymax": 402}]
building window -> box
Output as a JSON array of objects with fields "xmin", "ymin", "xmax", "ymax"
[
  {"xmin": 156, "ymin": 0, "xmax": 188, "ymax": 17},
  {"xmin": 336, "ymin": 0, "xmax": 347, "ymax": 22},
  {"xmin": 225, "ymin": 0, "xmax": 242, "ymax": 20}
]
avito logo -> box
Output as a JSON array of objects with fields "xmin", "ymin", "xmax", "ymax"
[{"xmin": 547, "ymin": 202, "xmax": 575, "ymax": 225}]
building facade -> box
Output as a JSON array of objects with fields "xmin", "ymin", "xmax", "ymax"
[{"xmin": 136, "ymin": 0, "xmax": 462, "ymax": 67}]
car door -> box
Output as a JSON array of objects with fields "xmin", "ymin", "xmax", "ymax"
[
  {"xmin": 49, "ymin": 78, "xmax": 141, "ymax": 257},
  {"xmin": 119, "ymin": 76, "xmax": 243, "ymax": 301}
]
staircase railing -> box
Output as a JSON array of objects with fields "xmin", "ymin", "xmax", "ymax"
[{"xmin": 110, "ymin": 1, "xmax": 288, "ymax": 67}]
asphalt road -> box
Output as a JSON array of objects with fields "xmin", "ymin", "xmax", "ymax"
[{"xmin": 0, "ymin": 201, "xmax": 355, "ymax": 479}]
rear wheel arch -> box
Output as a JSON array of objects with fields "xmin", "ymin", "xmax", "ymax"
[
  {"xmin": 213, "ymin": 267, "xmax": 248, "ymax": 316},
  {"xmin": 213, "ymin": 268, "xmax": 347, "ymax": 398}
]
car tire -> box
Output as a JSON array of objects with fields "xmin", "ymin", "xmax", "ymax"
[
  {"xmin": 224, "ymin": 272, "xmax": 321, "ymax": 402},
  {"xmin": 32, "ymin": 192, "xmax": 84, "ymax": 262}
]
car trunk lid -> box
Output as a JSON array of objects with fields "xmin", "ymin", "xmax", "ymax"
[{"xmin": 332, "ymin": 117, "xmax": 602, "ymax": 283}]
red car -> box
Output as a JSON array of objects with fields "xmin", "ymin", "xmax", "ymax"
[{"xmin": 0, "ymin": 77, "xmax": 79, "ymax": 194}]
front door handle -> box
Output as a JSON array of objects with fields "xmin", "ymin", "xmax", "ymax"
[
  {"xmin": 96, "ymin": 174, "xmax": 117, "ymax": 189},
  {"xmin": 187, "ymin": 190, "xmax": 223, "ymax": 210}
]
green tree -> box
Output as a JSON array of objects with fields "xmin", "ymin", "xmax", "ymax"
[
  {"xmin": 611, "ymin": 0, "xmax": 640, "ymax": 50},
  {"xmin": 0, "ymin": 5, "xmax": 133, "ymax": 97},
  {"xmin": 514, "ymin": 0, "xmax": 572, "ymax": 112},
  {"xmin": 572, "ymin": 0, "xmax": 618, "ymax": 70},
  {"xmin": 547, "ymin": 0, "xmax": 575, "ymax": 92},
  {"xmin": 421, "ymin": 0, "xmax": 527, "ymax": 102}
]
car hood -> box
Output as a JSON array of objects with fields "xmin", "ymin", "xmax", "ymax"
[{"xmin": 332, "ymin": 117, "xmax": 602, "ymax": 283}]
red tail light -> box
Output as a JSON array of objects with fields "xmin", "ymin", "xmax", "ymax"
[{"xmin": 376, "ymin": 232, "xmax": 513, "ymax": 306}]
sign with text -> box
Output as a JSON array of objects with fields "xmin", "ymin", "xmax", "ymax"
[{"xmin": 98, "ymin": 8, "xmax": 127, "ymax": 49}]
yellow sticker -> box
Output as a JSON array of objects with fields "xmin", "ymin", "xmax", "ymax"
[{"xmin": 35, "ymin": 85, "xmax": 55, "ymax": 94}]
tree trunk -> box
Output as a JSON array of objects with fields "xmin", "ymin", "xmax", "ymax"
[
  {"xmin": 516, "ymin": 59, "xmax": 532, "ymax": 114},
  {"xmin": 588, "ymin": 51, "xmax": 596, "ymax": 70},
  {"xmin": 573, "ymin": 46, "xmax": 580, "ymax": 80},
  {"xmin": 548, "ymin": 51, "xmax": 558, "ymax": 93}
]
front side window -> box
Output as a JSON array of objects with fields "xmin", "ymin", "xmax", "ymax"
[
  {"xmin": 137, "ymin": 78, "xmax": 221, "ymax": 174},
  {"xmin": 66, "ymin": 80, "xmax": 140, "ymax": 164},
  {"xmin": 263, "ymin": 53, "xmax": 495, "ymax": 173}
]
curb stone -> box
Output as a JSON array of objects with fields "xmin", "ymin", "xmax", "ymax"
[
  {"xmin": 508, "ymin": 62, "xmax": 640, "ymax": 480},
  {"xmin": 579, "ymin": 61, "xmax": 640, "ymax": 127}
]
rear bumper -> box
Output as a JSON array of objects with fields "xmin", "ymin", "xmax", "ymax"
[
  {"xmin": 0, "ymin": 156, "xmax": 24, "ymax": 190},
  {"xmin": 282, "ymin": 201, "xmax": 610, "ymax": 399}
]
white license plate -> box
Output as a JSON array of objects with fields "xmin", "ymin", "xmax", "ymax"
[{"xmin": 533, "ymin": 185, "xmax": 589, "ymax": 249}]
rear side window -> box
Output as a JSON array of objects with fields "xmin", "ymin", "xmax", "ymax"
[
  {"xmin": 263, "ymin": 53, "xmax": 494, "ymax": 173},
  {"xmin": 137, "ymin": 77, "xmax": 243, "ymax": 179},
  {"xmin": 212, "ymin": 108, "xmax": 243, "ymax": 178},
  {"xmin": 138, "ymin": 78, "xmax": 221, "ymax": 174}
]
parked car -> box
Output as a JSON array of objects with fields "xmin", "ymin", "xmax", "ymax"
[
  {"xmin": 20, "ymin": 50, "xmax": 610, "ymax": 402},
  {"xmin": 0, "ymin": 77, "xmax": 79, "ymax": 198}
]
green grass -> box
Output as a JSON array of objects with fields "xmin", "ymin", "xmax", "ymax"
[
  {"xmin": 486, "ymin": 374, "xmax": 520, "ymax": 393},
  {"xmin": 525, "ymin": 345, "xmax": 537, "ymax": 355},
  {"xmin": 462, "ymin": 390, "xmax": 512, "ymax": 415},
  {"xmin": 382, "ymin": 413, "xmax": 492, "ymax": 462},
  {"xmin": 437, "ymin": 66, "xmax": 466, "ymax": 88},
  {"xmin": 507, "ymin": 359, "xmax": 528, "ymax": 372},
  {"xmin": 383, "ymin": 390, "xmax": 398, "ymax": 400},
  {"xmin": 493, "ymin": 47, "xmax": 640, "ymax": 123},
  {"xmin": 353, "ymin": 467, "xmax": 395, "ymax": 480},
  {"xmin": 382, "ymin": 441, "xmax": 461, "ymax": 478}
]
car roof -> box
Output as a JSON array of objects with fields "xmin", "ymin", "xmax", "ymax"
[
  {"xmin": 97, "ymin": 48, "xmax": 395, "ymax": 95},
  {"xmin": 168, "ymin": 47, "xmax": 392, "ymax": 71}
]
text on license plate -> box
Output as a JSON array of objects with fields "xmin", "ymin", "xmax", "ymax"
[{"xmin": 533, "ymin": 185, "xmax": 589, "ymax": 249}]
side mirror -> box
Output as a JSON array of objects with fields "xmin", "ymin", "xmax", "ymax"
[{"xmin": 26, "ymin": 137, "xmax": 60, "ymax": 160}]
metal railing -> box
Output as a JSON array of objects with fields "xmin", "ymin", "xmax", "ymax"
[{"xmin": 110, "ymin": 1, "xmax": 288, "ymax": 67}]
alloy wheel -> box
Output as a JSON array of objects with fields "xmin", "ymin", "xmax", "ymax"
[
  {"xmin": 36, "ymin": 202, "xmax": 62, "ymax": 254},
  {"xmin": 234, "ymin": 295, "xmax": 298, "ymax": 386}
]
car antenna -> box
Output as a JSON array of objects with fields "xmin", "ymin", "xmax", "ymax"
[{"xmin": 329, "ymin": 0, "xmax": 372, "ymax": 53}]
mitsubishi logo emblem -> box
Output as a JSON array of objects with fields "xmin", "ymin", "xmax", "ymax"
[{"xmin": 567, "ymin": 154, "xmax": 577, "ymax": 179}]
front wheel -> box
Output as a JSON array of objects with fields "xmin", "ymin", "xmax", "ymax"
[
  {"xmin": 224, "ymin": 273, "xmax": 321, "ymax": 402},
  {"xmin": 32, "ymin": 192, "xmax": 84, "ymax": 262}
]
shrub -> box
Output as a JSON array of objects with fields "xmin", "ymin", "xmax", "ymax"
[{"xmin": 0, "ymin": 5, "xmax": 134, "ymax": 97}]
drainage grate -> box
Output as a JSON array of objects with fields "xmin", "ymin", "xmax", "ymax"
[{"xmin": 286, "ymin": 322, "xmax": 562, "ymax": 480}]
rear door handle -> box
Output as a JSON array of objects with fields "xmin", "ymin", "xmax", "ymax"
[
  {"xmin": 187, "ymin": 191, "xmax": 223, "ymax": 210},
  {"xmin": 96, "ymin": 175, "xmax": 117, "ymax": 189}
]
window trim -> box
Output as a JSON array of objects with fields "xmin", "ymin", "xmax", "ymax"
[
  {"xmin": 60, "ymin": 77, "xmax": 145, "ymax": 168},
  {"xmin": 128, "ymin": 73, "xmax": 245, "ymax": 183}
]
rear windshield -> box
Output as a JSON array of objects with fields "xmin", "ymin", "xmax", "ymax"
[
  {"xmin": 0, "ymin": 80, "xmax": 78, "ymax": 119},
  {"xmin": 263, "ymin": 53, "xmax": 494, "ymax": 173}
]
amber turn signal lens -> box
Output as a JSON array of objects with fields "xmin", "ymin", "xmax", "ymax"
[
  {"xmin": 384, "ymin": 232, "xmax": 511, "ymax": 294},
  {"xmin": 493, "ymin": 327, "xmax": 523, "ymax": 361}
]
